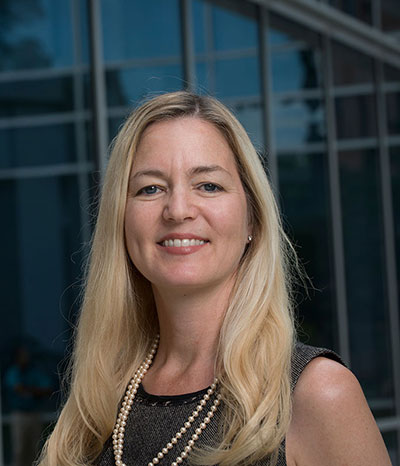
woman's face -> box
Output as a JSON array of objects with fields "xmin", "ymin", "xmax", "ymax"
[{"xmin": 125, "ymin": 117, "xmax": 251, "ymax": 294}]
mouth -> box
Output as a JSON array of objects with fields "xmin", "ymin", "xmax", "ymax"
[{"xmin": 158, "ymin": 238, "xmax": 210, "ymax": 248}]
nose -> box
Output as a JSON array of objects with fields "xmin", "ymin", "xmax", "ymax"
[{"xmin": 162, "ymin": 188, "xmax": 197, "ymax": 223}]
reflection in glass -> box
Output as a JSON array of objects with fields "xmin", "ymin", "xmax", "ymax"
[
  {"xmin": 0, "ymin": 0, "xmax": 73, "ymax": 71},
  {"xmin": 101, "ymin": 0, "xmax": 181, "ymax": 62},
  {"xmin": 106, "ymin": 66, "xmax": 183, "ymax": 108},
  {"xmin": 278, "ymin": 152, "xmax": 336, "ymax": 349},
  {"xmin": 332, "ymin": 41, "xmax": 374, "ymax": 86},
  {"xmin": 0, "ymin": 76, "xmax": 74, "ymax": 117},
  {"xmin": 269, "ymin": 13, "xmax": 322, "ymax": 49},
  {"xmin": 271, "ymin": 48, "xmax": 321, "ymax": 93},
  {"xmin": 386, "ymin": 93, "xmax": 400, "ymax": 136},
  {"xmin": 274, "ymin": 98, "xmax": 325, "ymax": 149},
  {"xmin": 339, "ymin": 149, "xmax": 394, "ymax": 416},
  {"xmin": 0, "ymin": 124, "xmax": 76, "ymax": 169},
  {"xmin": 268, "ymin": 15, "xmax": 322, "ymax": 93},
  {"xmin": 335, "ymin": 95, "xmax": 377, "ymax": 139}
]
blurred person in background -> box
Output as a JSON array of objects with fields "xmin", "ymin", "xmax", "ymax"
[{"xmin": 5, "ymin": 344, "xmax": 53, "ymax": 466}]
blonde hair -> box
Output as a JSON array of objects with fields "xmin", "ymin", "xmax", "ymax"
[{"xmin": 38, "ymin": 91, "xmax": 297, "ymax": 465}]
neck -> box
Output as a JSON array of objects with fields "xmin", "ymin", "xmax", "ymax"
[{"xmin": 142, "ymin": 280, "xmax": 234, "ymax": 395}]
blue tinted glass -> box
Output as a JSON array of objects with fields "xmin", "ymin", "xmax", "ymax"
[
  {"xmin": 193, "ymin": 0, "xmax": 206, "ymax": 54},
  {"xmin": 271, "ymin": 49, "xmax": 321, "ymax": 92},
  {"xmin": 213, "ymin": 5, "xmax": 257, "ymax": 51},
  {"xmin": 80, "ymin": 0, "xmax": 90, "ymax": 65},
  {"xmin": 215, "ymin": 57, "xmax": 260, "ymax": 98},
  {"xmin": 274, "ymin": 99, "xmax": 326, "ymax": 149},
  {"xmin": 0, "ymin": 0, "xmax": 74, "ymax": 71},
  {"xmin": 231, "ymin": 102, "xmax": 263, "ymax": 148},
  {"xmin": 0, "ymin": 76, "xmax": 74, "ymax": 117},
  {"xmin": 0, "ymin": 124, "xmax": 76, "ymax": 168},
  {"xmin": 195, "ymin": 62, "xmax": 209, "ymax": 93},
  {"xmin": 106, "ymin": 65, "xmax": 183, "ymax": 107},
  {"xmin": 102, "ymin": 0, "xmax": 181, "ymax": 62},
  {"xmin": 0, "ymin": 175, "xmax": 82, "ymax": 354}
]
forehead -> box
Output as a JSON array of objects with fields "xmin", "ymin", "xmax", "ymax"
[{"xmin": 133, "ymin": 117, "xmax": 237, "ymax": 170}]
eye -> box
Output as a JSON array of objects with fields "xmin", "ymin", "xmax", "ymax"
[
  {"xmin": 137, "ymin": 185, "xmax": 162, "ymax": 195},
  {"xmin": 199, "ymin": 183, "xmax": 223, "ymax": 193}
]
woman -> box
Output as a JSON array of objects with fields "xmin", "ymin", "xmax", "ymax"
[{"xmin": 38, "ymin": 91, "xmax": 391, "ymax": 466}]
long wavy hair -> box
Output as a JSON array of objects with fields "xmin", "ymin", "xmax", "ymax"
[{"xmin": 38, "ymin": 91, "xmax": 298, "ymax": 466}]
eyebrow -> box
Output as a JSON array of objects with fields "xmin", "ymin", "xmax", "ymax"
[{"xmin": 131, "ymin": 165, "xmax": 232, "ymax": 180}]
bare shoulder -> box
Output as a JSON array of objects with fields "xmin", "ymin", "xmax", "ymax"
[{"xmin": 286, "ymin": 356, "xmax": 392, "ymax": 466}]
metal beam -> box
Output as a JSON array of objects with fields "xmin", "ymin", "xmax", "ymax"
[
  {"xmin": 375, "ymin": 58, "xmax": 400, "ymax": 450},
  {"xmin": 322, "ymin": 36, "xmax": 350, "ymax": 365},
  {"xmin": 180, "ymin": 0, "xmax": 196, "ymax": 91},
  {"xmin": 88, "ymin": 0, "xmax": 109, "ymax": 184},
  {"xmin": 248, "ymin": 0, "xmax": 400, "ymax": 69},
  {"xmin": 258, "ymin": 6, "xmax": 279, "ymax": 194}
]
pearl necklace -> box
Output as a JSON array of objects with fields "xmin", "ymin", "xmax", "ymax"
[{"xmin": 112, "ymin": 336, "xmax": 221, "ymax": 466}]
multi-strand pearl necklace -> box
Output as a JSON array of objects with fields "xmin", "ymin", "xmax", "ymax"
[{"xmin": 112, "ymin": 336, "xmax": 221, "ymax": 466}]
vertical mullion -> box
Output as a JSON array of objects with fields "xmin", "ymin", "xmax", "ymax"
[
  {"xmin": 180, "ymin": 0, "xmax": 196, "ymax": 92},
  {"xmin": 88, "ymin": 0, "xmax": 109, "ymax": 184},
  {"xmin": 204, "ymin": 2, "xmax": 216, "ymax": 95},
  {"xmin": 375, "ymin": 58, "xmax": 400, "ymax": 447},
  {"xmin": 72, "ymin": 0, "xmax": 91, "ymax": 245},
  {"xmin": 322, "ymin": 36, "xmax": 351, "ymax": 366},
  {"xmin": 258, "ymin": 6, "xmax": 279, "ymax": 195}
]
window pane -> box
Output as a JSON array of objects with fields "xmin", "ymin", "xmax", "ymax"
[
  {"xmin": 386, "ymin": 92, "xmax": 400, "ymax": 136},
  {"xmin": 0, "ymin": 76, "xmax": 74, "ymax": 117},
  {"xmin": 0, "ymin": 175, "xmax": 83, "ymax": 354},
  {"xmin": 101, "ymin": 0, "xmax": 181, "ymax": 62},
  {"xmin": 278, "ymin": 152, "xmax": 336, "ymax": 349},
  {"xmin": 215, "ymin": 57, "xmax": 260, "ymax": 98},
  {"xmin": 332, "ymin": 42, "xmax": 374, "ymax": 86},
  {"xmin": 339, "ymin": 149, "xmax": 395, "ymax": 416},
  {"xmin": 106, "ymin": 66, "xmax": 183, "ymax": 108},
  {"xmin": 0, "ymin": 0, "xmax": 74, "ymax": 71},
  {"xmin": 269, "ymin": 15, "xmax": 322, "ymax": 93},
  {"xmin": 381, "ymin": 0, "xmax": 400, "ymax": 32},
  {"xmin": 212, "ymin": 3, "xmax": 258, "ymax": 51},
  {"xmin": 335, "ymin": 95, "xmax": 377, "ymax": 139},
  {"xmin": 274, "ymin": 98, "xmax": 326, "ymax": 150},
  {"xmin": 0, "ymin": 124, "xmax": 76, "ymax": 168},
  {"xmin": 384, "ymin": 64, "xmax": 400, "ymax": 83}
]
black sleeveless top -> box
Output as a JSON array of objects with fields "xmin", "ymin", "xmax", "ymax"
[{"xmin": 96, "ymin": 343, "xmax": 344, "ymax": 466}]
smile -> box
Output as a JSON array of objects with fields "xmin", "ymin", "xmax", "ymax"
[{"xmin": 161, "ymin": 239, "xmax": 208, "ymax": 247}]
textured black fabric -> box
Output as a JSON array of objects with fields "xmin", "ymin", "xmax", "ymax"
[{"xmin": 96, "ymin": 343, "xmax": 344, "ymax": 466}]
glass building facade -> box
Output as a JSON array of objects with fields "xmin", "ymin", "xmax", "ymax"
[{"xmin": 1, "ymin": 0, "xmax": 399, "ymax": 464}]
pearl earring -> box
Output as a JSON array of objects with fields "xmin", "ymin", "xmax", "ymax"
[{"xmin": 248, "ymin": 235, "xmax": 253, "ymax": 242}]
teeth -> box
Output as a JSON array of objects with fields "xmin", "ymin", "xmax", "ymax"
[{"xmin": 162, "ymin": 239, "xmax": 206, "ymax": 247}]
